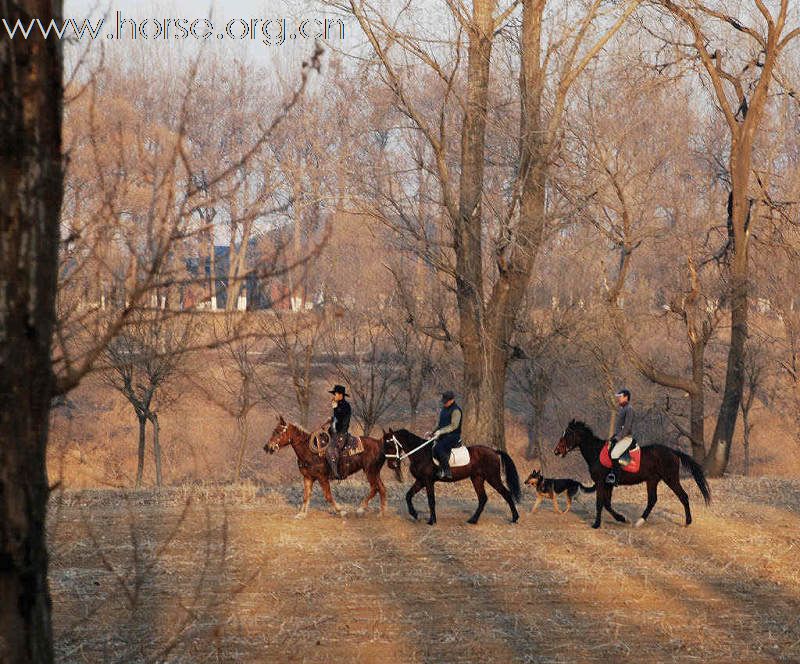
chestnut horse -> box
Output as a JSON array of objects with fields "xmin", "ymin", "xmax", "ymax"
[
  {"xmin": 383, "ymin": 428, "xmax": 521, "ymax": 525},
  {"xmin": 264, "ymin": 416, "xmax": 387, "ymax": 518},
  {"xmin": 554, "ymin": 420, "xmax": 711, "ymax": 529}
]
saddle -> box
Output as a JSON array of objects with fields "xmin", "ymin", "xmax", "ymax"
[
  {"xmin": 599, "ymin": 441, "xmax": 641, "ymax": 474},
  {"xmin": 309, "ymin": 431, "xmax": 364, "ymax": 457},
  {"xmin": 341, "ymin": 434, "xmax": 364, "ymax": 457},
  {"xmin": 432, "ymin": 443, "xmax": 470, "ymax": 468}
]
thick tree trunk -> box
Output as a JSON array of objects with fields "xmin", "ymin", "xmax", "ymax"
[
  {"xmin": 525, "ymin": 368, "xmax": 549, "ymax": 463},
  {"xmin": 689, "ymin": 341, "xmax": 706, "ymax": 462},
  {"xmin": 149, "ymin": 412, "xmax": 162, "ymax": 487},
  {"xmin": 457, "ymin": 0, "xmax": 495, "ymax": 444},
  {"xmin": 706, "ymin": 163, "xmax": 750, "ymax": 476},
  {"xmin": 135, "ymin": 414, "xmax": 147, "ymax": 488},
  {"xmin": 0, "ymin": 1, "xmax": 63, "ymax": 660}
]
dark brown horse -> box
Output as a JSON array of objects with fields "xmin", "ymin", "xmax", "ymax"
[
  {"xmin": 383, "ymin": 429, "xmax": 521, "ymax": 525},
  {"xmin": 554, "ymin": 420, "xmax": 711, "ymax": 529},
  {"xmin": 264, "ymin": 416, "xmax": 387, "ymax": 518}
]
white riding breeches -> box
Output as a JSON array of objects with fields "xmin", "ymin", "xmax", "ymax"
[{"xmin": 611, "ymin": 436, "xmax": 633, "ymax": 459}]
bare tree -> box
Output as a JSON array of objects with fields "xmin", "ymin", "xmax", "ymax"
[
  {"xmin": 105, "ymin": 309, "xmax": 195, "ymax": 487},
  {"xmin": 327, "ymin": 310, "xmax": 401, "ymax": 435},
  {"xmin": 340, "ymin": 0, "xmax": 641, "ymax": 448},
  {"xmin": 652, "ymin": 0, "xmax": 800, "ymax": 475}
]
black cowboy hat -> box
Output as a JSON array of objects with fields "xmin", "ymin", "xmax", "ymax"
[
  {"xmin": 441, "ymin": 390, "xmax": 456, "ymax": 403},
  {"xmin": 615, "ymin": 388, "xmax": 631, "ymax": 399},
  {"xmin": 329, "ymin": 384, "xmax": 349, "ymax": 396}
]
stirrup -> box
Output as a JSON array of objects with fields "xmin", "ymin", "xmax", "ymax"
[{"xmin": 605, "ymin": 472, "xmax": 616, "ymax": 485}]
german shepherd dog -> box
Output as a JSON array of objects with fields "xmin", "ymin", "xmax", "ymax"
[{"xmin": 525, "ymin": 469, "xmax": 596, "ymax": 514}]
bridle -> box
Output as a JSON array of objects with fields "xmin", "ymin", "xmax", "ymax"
[{"xmin": 384, "ymin": 433, "xmax": 436, "ymax": 463}]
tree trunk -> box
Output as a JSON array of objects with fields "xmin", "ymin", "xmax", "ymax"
[
  {"xmin": 525, "ymin": 368, "xmax": 550, "ymax": 462},
  {"xmin": 234, "ymin": 415, "xmax": 249, "ymax": 481},
  {"xmin": 135, "ymin": 413, "xmax": 147, "ymax": 488},
  {"xmin": 689, "ymin": 341, "xmax": 706, "ymax": 462},
  {"xmin": 0, "ymin": 1, "xmax": 63, "ymax": 659},
  {"xmin": 150, "ymin": 412, "xmax": 162, "ymax": 487},
  {"xmin": 705, "ymin": 170, "xmax": 750, "ymax": 476}
]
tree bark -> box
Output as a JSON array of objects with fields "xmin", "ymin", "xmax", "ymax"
[
  {"xmin": 135, "ymin": 413, "xmax": 147, "ymax": 488},
  {"xmin": 149, "ymin": 412, "xmax": 162, "ymax": 487},
  {"xmin": 0, "ymin": 1, "xmax": 63, "ymax": 660}
]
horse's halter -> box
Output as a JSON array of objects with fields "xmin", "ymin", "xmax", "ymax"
[
  {"xmin": 384, "ymin": 433, "xmax": 436, "ymax": 463},
  {"xmin": 384, "ymin": 434, "xmax": 404, "ymax": 463},
  {"xmin": 267, "ymin": 422, "xmax": 291, "ymax": 453}
]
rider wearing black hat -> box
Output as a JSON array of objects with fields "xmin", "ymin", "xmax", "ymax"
[
  {"xmin": 431, "ymin": 390, "xmax": 462, "ymax": 480},
  {"xmin": 607, "ymin": 388, "xmax": 634, "ymax": 485},
  {"xmin": 326, "ymin": 384, "xmax": 352, "ymax": 480}
]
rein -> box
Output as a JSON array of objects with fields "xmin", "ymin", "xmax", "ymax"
[{"xmin": 385, "ymin": 434, "xmax": 436, "ymax": 462}]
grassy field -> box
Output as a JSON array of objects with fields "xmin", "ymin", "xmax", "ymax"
[{"xmin": 49, "ymin": 476, "xmax": 800, "ymax": 663}]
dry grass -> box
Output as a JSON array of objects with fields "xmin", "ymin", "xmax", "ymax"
[{"xmin": 48, "ymin": 476, "xmax": 800, "ymax": 663}]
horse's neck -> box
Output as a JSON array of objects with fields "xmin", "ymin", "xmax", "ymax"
[
  {"xmin": 290, "ymin": 430, "xmax": 313, "ymax": 461},
  {"xmin": 580, "ymin": 435, "xmax": 604, "ymax": 466}
]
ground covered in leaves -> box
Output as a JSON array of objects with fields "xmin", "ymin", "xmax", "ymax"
[{"xmin": 49, "ymin": 476, "xmax": 800, "ymax": 663}]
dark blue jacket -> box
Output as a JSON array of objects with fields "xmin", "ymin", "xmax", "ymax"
[{"xmin": 436, "ymin": 403, "xmax": 462, "ymax": 439}]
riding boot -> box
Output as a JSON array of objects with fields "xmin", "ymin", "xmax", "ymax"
[
  {"xmin": 327, "ymin": 449, "xmax": 340, "ymax": 480},
  {"xmin": 606, "ymin": 459, "xmax": 621, "ymax": 486},
  {"xmin": 437, "ymin": 456, "xmax": 452, "ymax": 480}
]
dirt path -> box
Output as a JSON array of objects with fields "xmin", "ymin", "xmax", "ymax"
[{"xmin": 49, "ymin": 477, "xmax": 800, "ymax": 663}]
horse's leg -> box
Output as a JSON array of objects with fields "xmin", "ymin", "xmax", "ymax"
[
  {"xmin": 319, "ymin": 477, "xmax": 346, "ymax": 516},
  {"xmin": 425, "ymin": 481, "xmax": 437, "ymax": 525},
  {"xmin": 356, "ymin": 468, "xmax": 378, "ymax": 516},
  {"xmin": 406, "ymin": 479, "xmax": 424, "ymax": 520},
  {"xmin": 376, "ymin": 475, "xmax": 387, "ymax": 516},
  {"xmin": 664, "ymin": 469, "xmax": 692, "ymax": 526},
  {"xmin": 531, "ymin": 495, "xmax": 542, "ymax": 513},
  {"xmin": 296, "ymin": 476, "xmax": 313, "ymax": 518},
  {"xmin": 485, "ymin": 471, "xmax": 519, "ymax": 523},
  {"xmin": 603, "ymin": 488, "xmax": 628, "ymax": 524},
  {"xmin": 592, "ymin": 484, "xmax": 604, "ymax": 529},
  {"xmin": 467, "ymin": 475, "xmax": 488, "ymax": 524},
  {"xmin": 636, "ymin": 478, "xmax": 659, "ymax": 527}
]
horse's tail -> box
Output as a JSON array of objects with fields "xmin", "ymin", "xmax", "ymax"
[
  {"xmin": 579, "ymin": 483, "xmax": 596, "ymax": 494},
  {"xmin": 675, "ymin": 450, "xmax": 711, "ymax": 506},
  {"xmin": 497, "ymin": 451, "xmax": 522, "ymax": 503}
]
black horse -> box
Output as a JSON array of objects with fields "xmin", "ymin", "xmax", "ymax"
[
  {"xmin": 554, "ymin": 420, "xmax": 711, "ymax": 529},
  {"xmin": 382, "ymin": 429, "xmax": 521, "ymax": 525}
]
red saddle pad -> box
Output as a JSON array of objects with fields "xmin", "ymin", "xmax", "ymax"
[{"xmin": 599, "ymin": 443, "xmax": 641, "ymax": 474}]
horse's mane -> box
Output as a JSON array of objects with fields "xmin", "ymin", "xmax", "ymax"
[
  {"xmin": 392, "ymin": 428, "xmax": 425, "ymax": 444},
  {"xmin": 569, "ymin": 419, "xmax": 597, "ymax": 438}
]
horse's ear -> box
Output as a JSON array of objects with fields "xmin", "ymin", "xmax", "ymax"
[
  {"xmin": 381, "ymin": 428, "xmax": 386, "ymax": 436},
  {"xmin": 388, "ymin": 427, "xmax": 394, "ymax": 435},
  {"xmin": 278, "ymin": 415, "xmax": 285, "ymax": 424}
]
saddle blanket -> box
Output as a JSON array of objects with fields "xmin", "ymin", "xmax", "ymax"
[
  {"xmin": 432, "ymin": 446, "xmax": 470, "ymax": 468},
  {"xmin": 342, "ymin": 435, "xmax": 364, "ymax": 457},
  {"xmin": 599, "ymin": 443, "xmax": 641, "ymax": 474}
]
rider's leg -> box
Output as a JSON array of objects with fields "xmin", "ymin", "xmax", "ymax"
[
  {"xmin": 326, "ymin": 436, "xmax": 340, "ymax": 480},
  {"xmin": 437, "ymin": 437, "xmax": 455, "ymax": 479},
  {"xmin": 607, "ymin": 437, "xmax": 632, "ymax": 485}
]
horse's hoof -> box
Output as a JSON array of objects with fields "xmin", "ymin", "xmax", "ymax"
[
  {"xmin": 467, "ymin": 518, "xmax": 478, "ymax": 525},
  {"xmin": 294, "ymin": 512, "xmax": 307, "ymax": 520},
  {"xmin": 511, "ymin": 515, "xmax": 519, "ymax": 524},
  {"xmin": 356, "ymin": 507, "xmax": 365, "ymax": 516},
  {"xmin": 591, "ymin": 522, "xmax": 601, "ymax": 529},
  {"xmin": 635, "ymin": 517, "xmax": 646, "ymax": 528}
]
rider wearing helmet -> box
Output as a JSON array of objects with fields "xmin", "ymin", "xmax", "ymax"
[
  {"xmin": 431, "ymin": 391, "xmax": 462, "ymax": 480},
  {"xmin": 606, "ymin": 388, "xmax": 634, "ymax": 485}
]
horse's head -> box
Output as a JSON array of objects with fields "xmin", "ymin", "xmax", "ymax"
[
  {"xmin": 382, "ymin": 428, "xmax": 405, "ymax": 481},
  {"xmin": 554, "ymin": 419, "xmax": 585, "ymax": 457},
  {"xmin": 265, "ymin": 416, "xmax": 294, "ymax": 454}
]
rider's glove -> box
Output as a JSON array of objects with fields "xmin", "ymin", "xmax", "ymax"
[
  {"xmin": 432, "ymin": 430, "xmax": 441, "ymax": 439},
  {"xmin": 610, "ymin": 436, "xmax": 618, "ymax": 445}
]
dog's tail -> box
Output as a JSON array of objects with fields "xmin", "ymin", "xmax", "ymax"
[
  {"xmin": 497, "ymin": 451, "xmax": 522, "ymax": 503},
  {"xmin": 579, "ymin": 483, "xmax": 596, "ymax": 494},
  {"xmin": 676, "ymin": 450, "xmax": 712, "ymax": 506}
]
